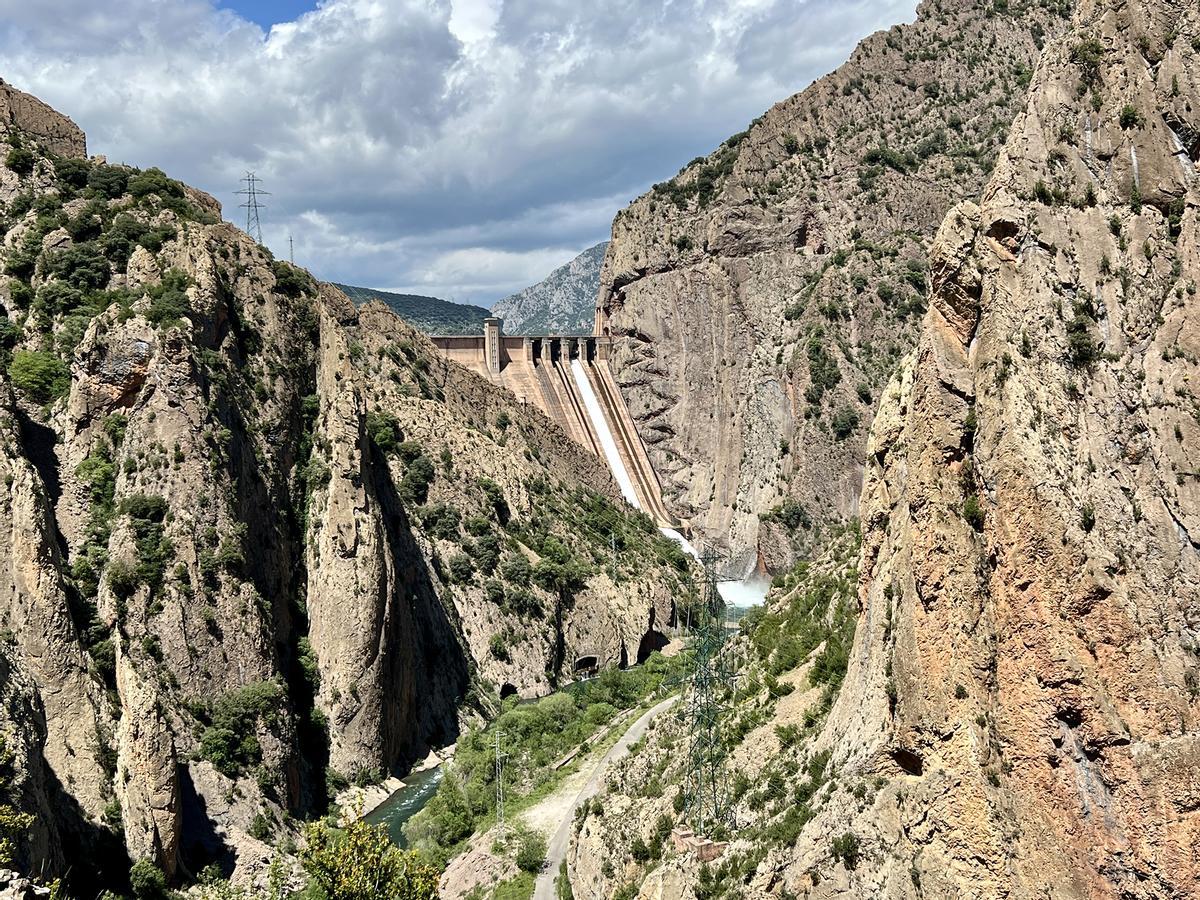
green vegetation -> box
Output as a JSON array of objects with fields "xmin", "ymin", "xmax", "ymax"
[
  {"xmin": 196, "ymin": 680, "xmax": 284, "ymax": 777},
  {"xmin": 8, "ymin": 350, "xmax": 69, "ymax": 403},
  {"xmin": 515, "ymin": 829, "xmax": 547, "ymax": 873},
  {"xmin": 963, "ymin": 494, "xmax": 985, "ymax": 531},
  {"xmin": 406, "ymin": 657, "xmax": 680, "ymax": 865},
  {"xmin": 114, "ymin": 494, "xmax": 174, "ymax": 599},
  {"xmin": 830, "ymin": 406, "xmax": 860, "ymax": 440},
  {"xmin": 4, "ymin": 146, "xmax": 35, "ymax": 177},
  {"xmin": 0, "ymin": 736, "xmax": 35, "ymax": 867},
  {"xmin": 831, "ymin": 831, "xmax": 862, "ymax": 870},
  {"xmin": 651, "ymin": 130, "xmax": 748, "ymax": 209},
  {"xmin": 300, "ymin": 816, "xmax": 439, "ymax": 900},
  {"xmin": 1066, "ymin": 300, "xmax": 1099, "ymax": 367},
  {"xmin": 741, "ymin": 526, "xmax": 859, "ymax": 691}
]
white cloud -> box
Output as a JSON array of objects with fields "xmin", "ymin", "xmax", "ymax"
[{"xmin": 0, "ymin": 0, "xmax": 919, "ymax": 303}]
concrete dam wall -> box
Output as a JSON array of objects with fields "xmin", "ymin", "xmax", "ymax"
[{"xmin": 430, "ymin": 319, "xmax": 678, "ymax": 528}]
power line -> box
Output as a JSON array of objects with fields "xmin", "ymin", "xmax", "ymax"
[{"xmin": 236, "ymin": 171, "xmax": 270, "ymax": 243}]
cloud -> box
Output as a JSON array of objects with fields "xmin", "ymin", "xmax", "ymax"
[{"xmin": 0, "ymin": 0, "xmax": 918, "ymax": 303}]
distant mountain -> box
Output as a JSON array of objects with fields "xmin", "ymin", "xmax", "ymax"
[
  {"xmin": 491, "ymin": 242, "xmax": 607, "ymax": 335},
  {"xmin": 333, "ymin": 283, "xmax": 489, "ymax": 334}
]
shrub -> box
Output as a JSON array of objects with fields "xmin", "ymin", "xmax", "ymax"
[
  {"xmin": 129, "ymin": 859, "xmax": 171, "ymax": 900},
  {"xmin": 4, "ymin": 147, "xmax": 35, "ymax": 176},
  {"xmin": 830, "ymin": 406, "xmax": 860, "ymax": 440},
  {"xmin": 1119, "ymin": 105, "xmax": 1142, "ymax": 129},
  {"xmin": 86, "ymin": 164, "xmax": 130, "ymax": 200},
  {"xmin": 478, "ymin": 478, "xmax": 510, "ymax": 524},
  {"xmin": 9, "ymin": 350, "xmax": 69, "ymax": 403},
  {"xmin": 198, "ymin": 681, "xmax": 284, "ymax": 777},
  {"xmin": 272, "ymin": 260, "xmax": 312, "ymax": 297},
  {"xmin": 499, "ymin": 554, "xmax": 532, "ymax": 588},
  {"xmin": 1066, "ymin": 302, "xmax": 1099, "ymax": 367},
  {"xmin": 963, "ymin": 495, "xmax": 985, "ymax": 531},
  {"xmin": 398, "ymin": 455, "xmax": 435, "ymax": 504},
  {"xmin": 447, "ymin": 553, "xmax": 474, "ymax": 583},
  {"xmin": 55, "ymin": 157, "xmax": 92, "ymax": 191},
  {"xmin": 45, "ymin": 242, "xmax": 111, "ymax": 292},
  {"xmin": 1080, "ymin": 503, "xmax": 1096, "ymax": 532},
  {"xmin": 128, "ymin": 167, "xmax": 183, "ymax": 200},
  {"xmin": 145, "ymin": 268, "xmax": 191, "ymax": 327},
  {"xmin": 831, "ymin": 832, "xmax": 861, "ymax": 870},
  {"xmin": 366, "ymin": 411, "xmax": 402, "ymax": 454},
  {"xmin": 420, "ymin": 503, "xmax": 460, "ymax": 540},
  {"xmin": 301, "ymin": 816, "xmax": 440, "ymax": 900},
  {"xmin": 515, "ymin": 829, "xmax": 547, "ymax": 873}
]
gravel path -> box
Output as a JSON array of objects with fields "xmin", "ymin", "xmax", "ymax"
[{"xmin": 532, "ymin": 694, "xmax": 680, "ymax": 900}]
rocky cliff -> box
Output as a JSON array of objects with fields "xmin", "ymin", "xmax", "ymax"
[
  {"xmin": 597, "ymin": 0, "xmax": 1075, "ymax": 572},
  {"xmin": 575, "ymin": 0, "xmax": 1200, "ymax": 897},
  {"xmin": 492, "ymin": 242, "xmax": 607, "ymax": 335},
  {"xmin": 0, "ymin": 81, "xmax": 691, "ymax": 890}
]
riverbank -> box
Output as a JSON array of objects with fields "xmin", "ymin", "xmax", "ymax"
[{"xmin": 334, "ymin": 748, "xmax": 450, "ymax": 820}]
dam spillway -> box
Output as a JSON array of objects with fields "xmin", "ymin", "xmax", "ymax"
[{"xmin": 429, "ymin": 318, "xmax": 678, "ymax": 529}]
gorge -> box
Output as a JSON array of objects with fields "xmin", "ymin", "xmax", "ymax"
[{"xmin": 0, "ymin": 0, "xmax": 1197, "ymax": 897}]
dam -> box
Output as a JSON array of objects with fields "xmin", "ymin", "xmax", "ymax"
[{"xmin": 429, "ymin": 318, "xmax": 679, "ymax": 529}]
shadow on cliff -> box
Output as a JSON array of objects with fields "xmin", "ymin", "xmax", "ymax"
[{"xmin": 369, "ymin": 443, "xmax": 469, "ymax": 768}]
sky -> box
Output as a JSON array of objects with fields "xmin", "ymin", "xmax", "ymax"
[{"xmin": 0, "ymin": 0, "xmax": 919, "ymax": 305}]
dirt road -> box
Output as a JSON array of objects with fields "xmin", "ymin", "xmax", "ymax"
[{"xmin": 531, "ymin": 694, "xmax": 680, "ymax": 900}]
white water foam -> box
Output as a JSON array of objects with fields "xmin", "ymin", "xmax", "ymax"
[
  {"xmin": 569, "ymin": 361, "xmax": 768, "ymax": 610},
  {"xmin": 571, "ymin": 359, "xmax": 641, "ymax": 508}
]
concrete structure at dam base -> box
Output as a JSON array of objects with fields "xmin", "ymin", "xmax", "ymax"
[{"xmin": 429, "ymin": 318, "xmax": 677, "ymax": 529}]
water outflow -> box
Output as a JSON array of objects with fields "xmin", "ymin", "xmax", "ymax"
[
  {"xmin": 571, "ymin": 359, "xmax": 641, "ymax": 507},
  {"xmin": 570, "ymin": 360, "xmax": 768, "ymax": 608}
]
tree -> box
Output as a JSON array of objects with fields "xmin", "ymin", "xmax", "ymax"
[
  {"xmin": 9, "ymin": 350, "xmax": 70, "ymax": 404},
  {"xmin": 4, "ymin": 147, "xmax": 35, "ymax": 177},
  {"xmin": 515, "ymin": 829, "xmax": 547, "ymax": 873},
  {"xmin": 301, "ymin": 816, "xmax": 440, "ymax": 900},
  {"xmin": 129, "ymin": 859, "xmax": 172, "ymax": 900},
  {"xmin": 0, "ymin": 737, "xmax": 34, "ymax": 867}
]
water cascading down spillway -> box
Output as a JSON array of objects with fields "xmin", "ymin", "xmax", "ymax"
[{"xmin": 569, "ymin": 359, "xmax": 767, "ymax": 608}]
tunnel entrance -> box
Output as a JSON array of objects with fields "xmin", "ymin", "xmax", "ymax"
[
  {"xmin": 636, "ymin": 629, "xmax": 670, "ymax": 665},
  {"xmin": 499, "ymin": 683, "xmax": 517, "ymax": 700},
  {"xmin": 574, "ymin": 655, "xmax": 599, "ymax": 676}
]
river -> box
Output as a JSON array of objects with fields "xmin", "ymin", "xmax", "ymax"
[{"xmin": 363, "ymin": 765, "xmax": 444, "ymax": 847}]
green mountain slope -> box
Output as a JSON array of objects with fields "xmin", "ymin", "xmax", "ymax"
[{"xmin": 333, "ymin": 283, "xmax": 489, "ymax": 334}]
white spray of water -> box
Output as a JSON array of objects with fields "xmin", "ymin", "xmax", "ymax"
[{"xmin": 570, "ymin": 357, "xmax": 768, "ymax": 610}]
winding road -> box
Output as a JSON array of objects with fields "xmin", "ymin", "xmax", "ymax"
[{"xmin": 532, "ymin": 694, "xmax": 680, "ymax": 900}]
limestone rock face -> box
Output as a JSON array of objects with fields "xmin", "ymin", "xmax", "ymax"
[
  {"xmin": 0, "ymin": 80, "xmax": 85, "ymax": 158},
  {"xmin": 492, "ymin": 242, "xmax": 608, "ymax": 335},
  {"xmin": 804, "ymin": 1, "xmax": 1200, "ymax": 895},
  {"xmin": 597, "ymin": 0, "xmax": 1076, "ymax": 572}
]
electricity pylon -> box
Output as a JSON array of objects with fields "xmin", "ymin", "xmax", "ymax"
[
  {"xmin": 494, "ymin": 728, "xmax": 506, "ymax": 839},
  {"xmin": 679, "ymin": 546, "xmax": 739, "ymax": 838},
  {"xmin": 236, "ymin": 172, "xmax": 269, "ymax": 243}
]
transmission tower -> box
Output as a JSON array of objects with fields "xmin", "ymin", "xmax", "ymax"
[
  {"xmin": 679, "ymin": 546, "xmax": 739, "ymax": 838},
  {"xmin": 236, "ymin": 172, "xmax": 270, "ymax": 243},
  {"xmin": 494, "ymin": 729, "xmax": 506, "ymax": 839}
]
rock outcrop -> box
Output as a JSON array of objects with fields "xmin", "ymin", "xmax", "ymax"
[
  {"xmin": 597, "ymin": 0, "xmax": 1076, "ymax": 572},
  {"xmin": 0, "ymin": 81, "xmax": 84, "ymax": 159},
  {"xmin": 492, "ymin": 242, "xmax": 608, "ymax": 335}
]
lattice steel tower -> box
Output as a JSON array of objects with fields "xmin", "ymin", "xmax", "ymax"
[
  {"xmin": 237, "ymin": 172, "xmax": 269, "ymax": 243},
  {"xmin": 680, "ymin": 547, "xmax": 738, "ymax": 837}
]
